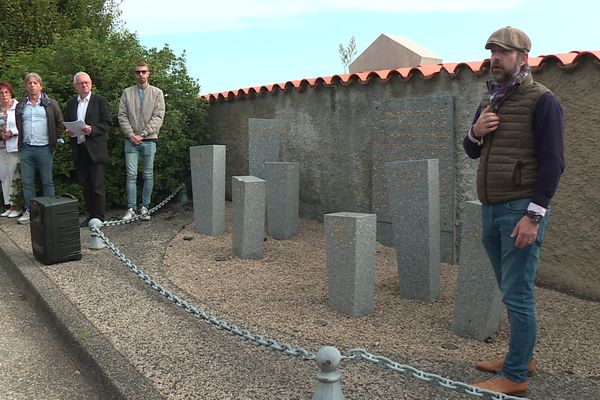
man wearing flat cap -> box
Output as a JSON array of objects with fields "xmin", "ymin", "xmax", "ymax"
[{"xmin": 464, "ymin": 27, "xmax": 564, "ymax": 396}]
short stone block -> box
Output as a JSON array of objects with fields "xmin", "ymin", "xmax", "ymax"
[
  {"xmin": 265, "ymin": 162, "xmax": 300, "ymax": 240},
  {"xmin": 190, "ymin": 145, "xmax": 225, "ymax": 235},
  {"xmin": 324, "ymin": 212, "xmax": 376, "ymax": 317},
  {"xmin": 386, "ymin": 159, "xmax": 440, "ymax": 301},
  {"xmin": 232, "ymin": 176, "xmax": 266, "ymax": 259},
  {"xmin": 453, "ymin": 200, "xmax": 502, "ymax": 341}
]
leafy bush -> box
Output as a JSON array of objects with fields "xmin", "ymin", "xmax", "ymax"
[{"xmin": 1, "ymin": 27, "xmax": 210, "ymax": 211}]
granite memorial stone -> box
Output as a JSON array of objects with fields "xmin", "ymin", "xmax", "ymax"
[
  {"xmin": 324, "ymin": 212, "xmax": 376, "ymax": 317},
  {"xmin": 232, "ymin": 176, "xmax": 266, "ymax": 259},
  {"xmin": 248, "ymin": 118, "xmax": 282, "ymax": 180},
  {"xmin": 265, "ymin": 162, "xmax": 299, "ymax": 240},
  {"xmin": 190, "ymin": 145, "xmax": 225, "ymax": 235},
  {"xmin": 453, "ymin": 200, "xmax": 502, "ymax": 341},
  {"xmin": 386, "ymin": 159, "xmax": 440, "ymax": 301}
]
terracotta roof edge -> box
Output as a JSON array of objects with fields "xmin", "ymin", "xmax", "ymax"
[{"xmin": 202, "ymin": 51, "xmax": 600, "ymax": 102}]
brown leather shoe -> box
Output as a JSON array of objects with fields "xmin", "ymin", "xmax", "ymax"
[
  {"xmin": 472, "ymin": 376, "xmax": 528, "ymax": 397},
  {"xmin": 475, "ymin": 357, "xmax": 537, "ymax": 376}
]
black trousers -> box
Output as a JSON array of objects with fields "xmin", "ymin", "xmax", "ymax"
[{"xmin": 75, "ymin": 144, "xmax": 106, "ymax": 220}]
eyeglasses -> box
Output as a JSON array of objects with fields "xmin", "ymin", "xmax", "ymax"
[{"xmin": 135, "ymin": 70, "xmax": 149, "ymax": 75}]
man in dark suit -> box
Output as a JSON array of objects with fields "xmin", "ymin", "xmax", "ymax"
[{"xmin": 64, "ymin": 72, "xmax": 110, "ymax": 226}]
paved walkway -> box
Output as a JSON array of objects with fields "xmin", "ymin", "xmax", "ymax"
[{"xmin": 0, "ymin": 262, "xmax": 100, "ymax": 400}]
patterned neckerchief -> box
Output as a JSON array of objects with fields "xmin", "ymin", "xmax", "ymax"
[{"xmin": 488, "ymin": 65, "xmax": 531, "ymax": 112}]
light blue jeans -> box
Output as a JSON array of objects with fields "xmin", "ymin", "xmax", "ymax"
[
  {"xmin": 20, "ymin": 144, "xmax": 55, "ymax": 210},
  {"xmin": 124, "ymin": 140, "xmax": 156, "ymax": 209},
  {"xmin": 481, "ymin": 198, "xmax": 549, "ymax": 383}
]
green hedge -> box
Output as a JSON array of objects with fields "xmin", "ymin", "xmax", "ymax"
[{"xmin": 2, "ymin": 28, "xmax": 210, "ymax": 211}]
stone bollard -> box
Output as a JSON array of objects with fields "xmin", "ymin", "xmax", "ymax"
[
  {"xmin": 88, "ymin": 218, "xmax": 106, "ymax": 250},
  {"xmin": 264, "ymin": 161, "xmax": 300, "ymax": 240},
  {"xmin": 386, "ymin": 159, "xmax": 441, "ymax": 301},
  {"xmin": 311, "ymin": 346, "xmax": 345, "ymax": 400},
  {"xmin": 453, "ymin": 200, "xmax": 502, "ymax": 340},
  {"xmin": 248, "ymin": 118, "xmax": 282, "ymax": 226},
  {"xmin": 190, "ymin": 145, "xmax": 226, "ymax": 236},
  {"xmin": 324, "ymin": 212, "xmax": 376, "ymax": 317},
  {"xmin": 232, "ymin": 176, "xmax": 266, "ymax": 259}
]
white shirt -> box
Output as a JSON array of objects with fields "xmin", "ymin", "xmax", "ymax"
[{"xmin": 76, "ymin": 92, "xmax": 91, "ymax": 144}]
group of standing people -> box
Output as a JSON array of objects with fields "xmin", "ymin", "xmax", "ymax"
[{"xmin": 0, "ymin": 62, "xmax": 165, "ymax": 226}]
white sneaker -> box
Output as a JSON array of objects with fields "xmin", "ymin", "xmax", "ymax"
[
  {"xmin": 140, "ymin": 206, "xmax": 151, "ymax": 221},
  {"xmin": 17, "ymin": 209, "xmax": 30, "ymax": 225},
  {"xmin": 122, "ymin": 208, "xmax": 136, "ymax": 221},
  {"xmin": 0, "ymin": 209, "xmax": 11, "ymax": 217},
  {"xmin": 7, "ymin": 209, "xmax": 22, "ymax": 218}
]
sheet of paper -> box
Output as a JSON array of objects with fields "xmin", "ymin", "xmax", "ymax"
[{"xmin": 64, "ymin": 120, "xmax": 86, "ymax": 137}]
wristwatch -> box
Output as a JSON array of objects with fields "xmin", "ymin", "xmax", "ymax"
[{"xmin": 526, "ymin": 211, "xmax": 543, "ymax": 224}]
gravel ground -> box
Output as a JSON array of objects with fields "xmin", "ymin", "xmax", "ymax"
[
  {"xmin": 1, "ymin": 200, "xmax": 599, "ymax": 399},
  {"xmin": 163, "ymin": 203, "xmax": 600, "ymax": 378}
]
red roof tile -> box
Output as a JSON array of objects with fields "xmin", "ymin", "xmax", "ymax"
[{"xmin": 202, "ymin": 51, "xmax": 600, "ymax": 103}]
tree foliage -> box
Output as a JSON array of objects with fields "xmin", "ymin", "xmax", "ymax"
[
  {"xmin": 339, "ymin": 35, "xmax": 357, "ymax": 73},
  {"xmin": 0, "ymin": 0, "xmax": 120, "ymax": 70},
  {"xmin": 0, "ymin": 1, "xmax": 210, "ymax": 210}
]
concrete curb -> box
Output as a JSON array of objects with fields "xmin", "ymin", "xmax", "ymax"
[{"xmin": 0, "ymin": 227, "xmax": 164, "ymax": 400}]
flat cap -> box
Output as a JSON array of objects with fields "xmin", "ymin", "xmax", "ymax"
[{"xmin": 485, "ymin": 26, "xmax": 531, "ymax": 52}]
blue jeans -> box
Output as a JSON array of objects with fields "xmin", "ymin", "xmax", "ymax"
[
  {"xmin": 20, "ymin": 144, "xmax": 55, "ymax": 210},
  {"xmin": 124, "ymin": 140, "xmax": 156, "ymax": 209},
  {"xmin": 481, "ymin": 198, "xmax": 549, "ymax": 383}
]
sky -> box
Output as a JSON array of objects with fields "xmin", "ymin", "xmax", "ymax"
[{"xmin": 119, "ymin": 0, "xmax": 598, "ymax": 96}]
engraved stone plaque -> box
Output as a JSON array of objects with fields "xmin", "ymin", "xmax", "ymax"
[{"xmin": 372, "ymin": 97, "xmax": 455, "ymax": 261}]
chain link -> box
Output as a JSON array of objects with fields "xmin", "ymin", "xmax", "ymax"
[
  {"xmin": 345, "ymin": 349, "xmax": 528, "ymax": 400},
  {"xmin": 101, "ymin": 183, "xmax": 185, "ymax": 227},
  {"xmin": 92, "ymin": 185, "xmax": 529, "ymax": 399},
  {"xmin": 90, "ymin": 192, "xmax": 315, "ymax": 361}
]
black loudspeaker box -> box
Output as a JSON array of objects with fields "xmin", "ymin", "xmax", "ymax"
[{"xmin": 30, "ymin": 196, "xmax": 82, "ymax": 265}]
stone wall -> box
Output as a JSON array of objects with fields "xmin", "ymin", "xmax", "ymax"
[{"xmin": 206, "ymin": 54, "xmax": 600, "ymax": 301}]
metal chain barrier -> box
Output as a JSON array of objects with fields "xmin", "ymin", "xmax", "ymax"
[
  {"xmin": 91, "ymin": 185, "xmax": 528, "ymax": 400},
  {"xmin": 90, "ymin": 221, "xmax": 315, "ymax": 361},
  {"xmin": 101, "ymin": 183, "xmax": 186, "ymax": 227},
  {"xmin": 344, "ymin": 349, "xmax": 527, "ymax": 400}
]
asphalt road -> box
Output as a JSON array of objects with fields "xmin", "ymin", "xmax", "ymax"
[{"xmin": 0, "ymin": 262, "xmax": 101, "ymax": 400}]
